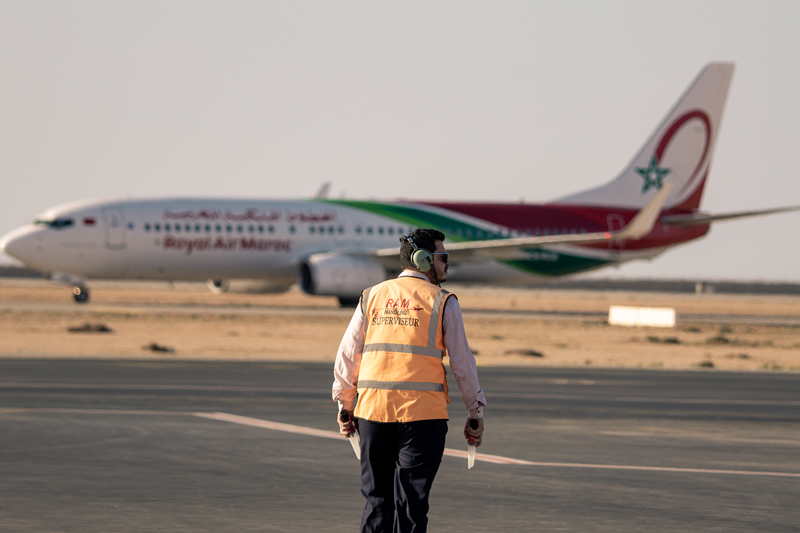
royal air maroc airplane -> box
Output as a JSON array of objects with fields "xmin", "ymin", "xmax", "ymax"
[{"xmin": 2, "ymin": 63, "xmax": 798, "ymax": 306}]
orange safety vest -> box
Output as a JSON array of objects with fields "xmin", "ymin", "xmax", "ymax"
[{"xmin": 354, "ymin": 276, "xmax": 453, "ymax": 423}]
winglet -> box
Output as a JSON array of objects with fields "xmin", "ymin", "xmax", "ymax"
[{"xmin": 613, "ymin": 183, "xmax": 672, "ymax": 240}]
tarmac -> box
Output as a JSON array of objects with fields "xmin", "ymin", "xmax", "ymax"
[{"xmin": 1, "ymin": 359, "xmax": 799, "ymax": 532}]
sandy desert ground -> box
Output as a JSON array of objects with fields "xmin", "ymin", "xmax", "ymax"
[{"xmin": 1, "ymin": 279, "xmax": 799, "ymax": 371}]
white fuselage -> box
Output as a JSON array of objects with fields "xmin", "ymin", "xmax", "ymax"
[{"xmin": 3, "ymin": 198, "xmax": 421, "ymax": 281}]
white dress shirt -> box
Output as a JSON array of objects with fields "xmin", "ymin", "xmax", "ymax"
[{"xmin": 332, "ymin": 270, "xmax": 487, "ymax": 419}]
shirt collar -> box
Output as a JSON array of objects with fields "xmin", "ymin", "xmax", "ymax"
[{"xmin": 398, "ymin": 270, "xmax": 430, "ymax": 283}]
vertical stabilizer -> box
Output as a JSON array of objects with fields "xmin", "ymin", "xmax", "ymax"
[{"xmin": 557, "ymin": 63, "xmax": 734, "ymax": 211}]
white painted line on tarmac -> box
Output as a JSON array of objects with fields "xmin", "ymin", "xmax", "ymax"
[
  {"xmin": 194, "ymin": 412, "xmax": 344, "ymax": 440},
  {"xmin": 194, "ymin": 412, "xmax": 800, "ymax": 478},
  {"xmin": 6, "ymin": 407, "xmax": 800, "ymax": 478}
]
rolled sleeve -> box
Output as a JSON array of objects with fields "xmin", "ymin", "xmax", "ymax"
[{"xmin": 442, "ymin": 296, "xmax": 487, "ymax": 416}]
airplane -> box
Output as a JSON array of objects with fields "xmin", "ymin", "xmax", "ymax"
[{"xmin": 2, "ymin": 63, "xmax": 798, "ymax": 306}]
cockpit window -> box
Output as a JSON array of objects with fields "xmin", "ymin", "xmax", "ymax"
[{"xmin": 34, "ymin": 218, "xmax": 74, "ymax": 229}]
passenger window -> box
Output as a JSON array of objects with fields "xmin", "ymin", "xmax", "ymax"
[
  {"xmin": 175, "ymin": 224, "xmax": 180, "ymax": 232},
  {"xmin": 258, "ymin": 225, "xmax": 264, "ymax": 234},
  {"xmin": 226, "ymin": 225, "xmax": 232, "ymax": 233},
  {"xmin": 378, "ymin": 227, "xmax": 384, "ymax": 235},
  {"xmin": 366, "ymin": 226, "xmax": 373, "ymax": 235},
  {"xmin": 328, "ymin": 226, "xmax": 334, "ymax": 234},
  {"xmin": 248, "ymin": 225, "xmax": 254, "ymax": 233},
  {"xmin": 355, "ymin": 226, "xmax": 363, "ymax": 234},
  {"xmin": 310, "ymin": 226, "xmax": 315, "ymax": 234},
  {"xmin": 289, "ymin": 225, "xmax": 296, "ymax": 234},
  {"xmin": 145, "ymin": 223, "xmax": 151, "ymax": 232},
  {"xmin": 268, "ymin": 225, "xmax": 275, "ymax": 234},
  {"xmin": 338, "ymin": 226, "xmax": 344, "ymax": 234},
  {"xmin": 216, "ymin": 224, "xmax": 222, "ymax": 232},
  {"xmin": 185, "ymin": 224, "xmax": 191, "ymax": 232},
  {"xmin": 237, "ymin": 225, "xmax": 243, "ymax": 233},
  {"xmin": 155, "ymin": 223, "xmax": 161, "ymax": 232},
  {"xmin": 195, "ymin": 224, "xmax": 201, "ymax": 232},
  {"xmin": 205, "ymin": 224, "xmax": 211, "ymax": 233}
]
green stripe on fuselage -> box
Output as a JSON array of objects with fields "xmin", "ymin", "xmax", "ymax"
[{"xmin": 318, "ymin": 199, "xmax": 490, "ymax": 242}]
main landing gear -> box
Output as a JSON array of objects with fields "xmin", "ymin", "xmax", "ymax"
[{"xmin": 73, "ymin": 286, "xmax": 90, "ymax": 303}]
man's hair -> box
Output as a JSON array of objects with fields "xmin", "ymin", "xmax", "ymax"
[{"xmin": 399, "ymin": 228, "xmax": 445, "ymax": 270}]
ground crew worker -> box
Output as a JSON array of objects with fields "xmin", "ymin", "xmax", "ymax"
[{"xmin": 332, "ymin": 228, "xmax": 486, "ymax": 533}]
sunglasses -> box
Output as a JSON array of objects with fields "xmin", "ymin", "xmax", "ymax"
[{"xmin": 432, "ymin": 252, "xmax": 449, "ymax": 263}]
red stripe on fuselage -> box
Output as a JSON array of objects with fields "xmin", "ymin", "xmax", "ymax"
[{"xmin": 418, "ymin": 201, "xmax": 709, "ymax": 251}]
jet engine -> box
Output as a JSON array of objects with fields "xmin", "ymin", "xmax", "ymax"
[
  {"xmin": 299, "ymin": 253, "xmax": 386, "ymax": 306},
  {"xmin": 207, "ymin": 278, "xmax": 294, "ymax": 294}
]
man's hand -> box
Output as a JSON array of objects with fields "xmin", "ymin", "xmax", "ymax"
[
  {"xmin": 337, "ymin": 409, "xmax": 357, "ymax": 437},
  {"xmin": 464, "ymin": 417, "xmax": 484, "ymax": 447}
]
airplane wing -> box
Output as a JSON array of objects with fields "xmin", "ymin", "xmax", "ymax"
[
  {"xmin": 660, "ymin": 204, "xmax": 800, "ymax": 226},
  {"xmin": 373, "ymin": 184, "xmax": 672, "ymax": 260}
]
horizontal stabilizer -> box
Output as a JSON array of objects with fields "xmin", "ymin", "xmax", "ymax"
[
  {"xmin": 374, "ymin": 185, "xmax": 671, "ymax": 259},
  {"xmin": 661, "ymin": 204, "xmax": 800, "ymax": 226}
]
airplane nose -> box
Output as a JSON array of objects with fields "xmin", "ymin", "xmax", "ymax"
[{"xmin": 1, "ymin": 226, "xmax": 38, "ymax": 264}]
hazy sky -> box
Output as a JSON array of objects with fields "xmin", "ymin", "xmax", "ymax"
[{"xmin": 1, "ymin": 1, "xmax": 799, "ymax": 281}]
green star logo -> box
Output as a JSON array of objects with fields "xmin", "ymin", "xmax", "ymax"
[{"xmin": 635, "ymin": 155, "xmax": 671, "ymax": 193}]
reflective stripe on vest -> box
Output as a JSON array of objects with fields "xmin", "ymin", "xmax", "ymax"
[{"xmin": 357, "ymin": 380, "xmax": 445, "ymax": 392}]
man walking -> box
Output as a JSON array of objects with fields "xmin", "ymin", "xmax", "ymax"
[{"xmin": 333, "ymin": 228, "xmax": 486, "ymax": 533}]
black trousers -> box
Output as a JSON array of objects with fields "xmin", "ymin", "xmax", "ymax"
[{"xmin": 358, "ymin": 418, "xmax": 448, "ymax": 533}]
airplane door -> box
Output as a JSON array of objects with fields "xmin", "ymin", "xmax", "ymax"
[
  {"xmin": 102, "ymin": 207, "xmax": 127, "ymax": 249},
  {"xmin": 607, "ymin": 214, "xmax": 626, "ymax": 252}
]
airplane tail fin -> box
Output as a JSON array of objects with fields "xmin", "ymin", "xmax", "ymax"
[{"xmin": 557, "ymin": 63, "xmax": 734, "ymax": 211}]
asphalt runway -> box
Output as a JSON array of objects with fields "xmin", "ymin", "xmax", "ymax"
[{"xmin": 1, "ymin": 360, "xmax": 799, "ymax": 532}]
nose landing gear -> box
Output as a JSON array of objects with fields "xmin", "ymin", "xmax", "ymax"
[{"xmin": 72, "ymin": 286, "xmax": 90, "ymax": 303}]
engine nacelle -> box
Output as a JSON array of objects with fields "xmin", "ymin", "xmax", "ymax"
[
  {"xmin": 207, "ymin": 278, "xmax": 294, "ymax": 294},
  {"xmin": 299, "ymin": 253, "xmax": 386, "ymax": 298}
]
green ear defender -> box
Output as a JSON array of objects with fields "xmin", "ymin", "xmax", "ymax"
[
  {"xmin": 411, "ymin": 249, "xmax": 433, "ymax": 272},
  {"xmin": 402, "ymin": 233, "xmax": 433, "ymax": 272}
]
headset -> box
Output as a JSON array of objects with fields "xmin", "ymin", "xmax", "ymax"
[{"xmin": 401, "ymin": 233, "xmax": 433, "ymax": 272}]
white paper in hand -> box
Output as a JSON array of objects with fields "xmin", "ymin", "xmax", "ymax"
[{"xmin": 349, "ymin": 430, "xmax": 361, "ymax": 460}]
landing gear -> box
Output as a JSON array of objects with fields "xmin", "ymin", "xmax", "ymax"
[
  {"xmin": 207, "ymin": 279, "xmax": 230, "ymax": 295},
  {"xmin": 337, "ymin": 296, "xmax": 360, "ymax": 308},
  {"xmin": 72, "ymin": 286, "xmax": 90, "ymax": 303}
]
